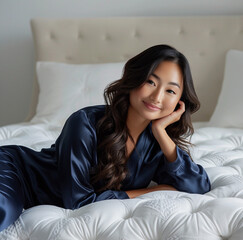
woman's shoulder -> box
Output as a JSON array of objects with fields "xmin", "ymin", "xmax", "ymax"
[
  {"xmin": 68, "ymin": 105, "xmax": 106, "ymax": 126},
  {"xmin": 81, "ymin": 105, "xmax": 106, "ymax": 115}
]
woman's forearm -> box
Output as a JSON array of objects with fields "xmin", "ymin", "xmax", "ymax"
[
  {"xmin": 125, "ymin": 184, "xmax": 178, "ymax": 199},
  {"xmin": 153, "ymin": 128, "xmax": 177, "ymax": 163}
]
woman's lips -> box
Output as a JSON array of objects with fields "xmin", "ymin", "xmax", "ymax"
[{"xmin": 143, "ymin": 101, "xmax": 161, "ymax": 111}]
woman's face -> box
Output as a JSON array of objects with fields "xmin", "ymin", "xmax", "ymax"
[{"xmin": 129, "ymin": 61, "xmax": 184, "ymax": 121}]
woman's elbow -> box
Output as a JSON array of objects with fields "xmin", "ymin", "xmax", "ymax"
[{"xmin": 176, "ymin": 178, "xmax": 211, "ymax": 194}]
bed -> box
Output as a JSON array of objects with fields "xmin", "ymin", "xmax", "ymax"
[{"xmin": 1, "ymin": 16, "xmax": 243, "ymax": 239}]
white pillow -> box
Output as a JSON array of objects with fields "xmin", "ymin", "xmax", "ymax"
[
  {"xmin": 209, "ymin": 50, "xmax": 243, "ymax": 128},
  {"xmin": 31, "ymin": 61, "xmax": 125, "ymax": 125}
]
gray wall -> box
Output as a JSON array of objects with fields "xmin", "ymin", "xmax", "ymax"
[{"xmin": 1, "ymin": 0, "xmax": 243, "ymax": 126}]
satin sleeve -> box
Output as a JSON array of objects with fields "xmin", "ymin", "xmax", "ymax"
[
  {"xmin": 152, "ymin": 146, "xmax": 211, "ymax": 194},
  {"xmin": 55, "ymin": 110, "xmax": 129, "ymax": 210}
]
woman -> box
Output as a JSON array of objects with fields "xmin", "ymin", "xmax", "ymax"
[{"xmin": 0, "ymin": 44, "xmax": 211, "ymax": 231}]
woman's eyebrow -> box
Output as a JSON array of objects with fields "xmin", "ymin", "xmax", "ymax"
[{"xmin": 151, "ymin": 73, "xmax": 181, "ymax": 89}]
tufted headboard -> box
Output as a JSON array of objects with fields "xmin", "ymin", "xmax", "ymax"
[{"xmin": 29, "ymin": 16, "xmax": 243, "ymax": 122}]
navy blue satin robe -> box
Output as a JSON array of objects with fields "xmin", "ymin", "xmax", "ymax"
[{"xmin": 0, "ymin": 105, "xmax": 211, "ymax": 230}]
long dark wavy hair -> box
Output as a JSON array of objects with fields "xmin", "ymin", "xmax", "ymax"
[{"xmin": 90, "ymin": 44, "xmax": 200, "ymax": 192}]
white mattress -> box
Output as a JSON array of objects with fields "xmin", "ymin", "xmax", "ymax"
[{"xmin": 0, "ymin": 120, "xmax": 243, "ymax": 239}]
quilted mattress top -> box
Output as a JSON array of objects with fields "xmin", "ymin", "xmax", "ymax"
[{"xmin": 0, "ymin": 122, "xmax": 242, "ymax": 239}]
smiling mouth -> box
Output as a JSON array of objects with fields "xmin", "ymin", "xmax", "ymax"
[{"xmin": 143, "ymin": 101, "xmax": 162, "ymax": 111}]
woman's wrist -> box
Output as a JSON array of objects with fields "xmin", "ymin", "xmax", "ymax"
[
  {"xmin": 125, "ymin": 188, "xmax": 150, "ymax": 199},
  {"xmin": 125, "ymin": 184, "xmax": 178, "ymax": 199}
]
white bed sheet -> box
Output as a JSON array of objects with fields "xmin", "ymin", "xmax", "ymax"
[{"xmin": 0, "ymin": 119, "xmax": 243, "ymax": 239}]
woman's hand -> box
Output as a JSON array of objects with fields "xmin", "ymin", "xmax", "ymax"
[
  {"xmin": 152, "ymin": 100, "xmax": 185, "ymax": 138},
  {"xmin": 150, "ymin": 101, "xmax": 185, "ymax": 162}
]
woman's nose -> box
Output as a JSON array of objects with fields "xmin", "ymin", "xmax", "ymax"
[{"xmin": 150, "ymin": 89, "xmax": 164, "ymax": 103}]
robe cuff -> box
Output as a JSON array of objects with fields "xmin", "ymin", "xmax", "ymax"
[
  {"xmin": 96, "ymin": 190, "xmax": 130, "ymax": 202},
  {"xmin": 112, "ymin": 190, "xmax": 130, "ymax": 199}
]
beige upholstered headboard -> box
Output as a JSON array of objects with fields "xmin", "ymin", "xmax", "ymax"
[{"xmin": 29, "ymin": 16, "xmax": 243, "ymax": 122}]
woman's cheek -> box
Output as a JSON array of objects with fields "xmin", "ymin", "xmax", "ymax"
[
  {"xmin": 158, "ymin": 108, "xmax": 173, "ymax": 118},
  {"xmin": 166, "ymin": 101, "xmax": 177, "ymax": 113}
]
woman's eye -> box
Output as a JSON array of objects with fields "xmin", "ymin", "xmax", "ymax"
[
  {"xmin": 167, "ymin": 90, "xmax": 176, "ymax": 94},
  {"xmin": 147, "ymin": 80, "xmax": 156, "ymax": 86}
]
